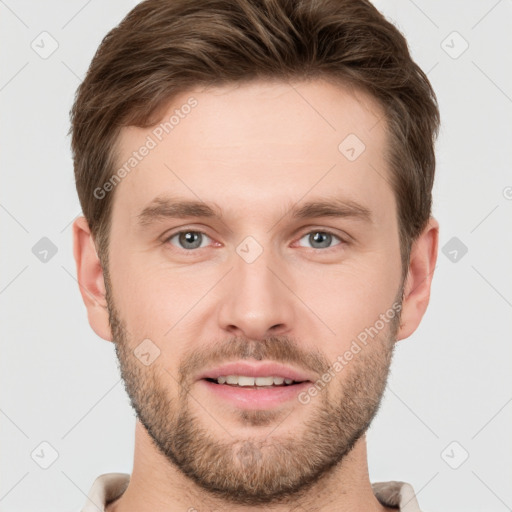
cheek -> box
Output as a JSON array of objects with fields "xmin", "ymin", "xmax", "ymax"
[
  {"xmin": 108, "ymin": 248, "xmax": 213, "ymax": 339},
  {"xmin": 296, "ymin": 253, "xmax": 400, "ymax": 347}
]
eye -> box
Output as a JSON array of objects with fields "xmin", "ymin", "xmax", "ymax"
[
  {"xmin": 166, "ymin": 230, "xmax": 212, "ymax": 250},
  {"xmin": 296, "ymin": 230, "xmax": 344, "ymax": 250},
  {"xmin": 164, "ymin": 228, "xmax": 345, "ymax": 253}
]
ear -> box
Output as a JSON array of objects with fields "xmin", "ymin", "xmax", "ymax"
[
  {"xmin": 396, "ymin": 217, "xmax": 439, "ymax": 341},
  {"xmin": 72, "ymin": 216, "xmax": 113, "ymax": 341}
]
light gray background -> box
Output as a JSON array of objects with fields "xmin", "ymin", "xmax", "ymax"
[{"xmin": 1, "ymin": 1, "xmax": 511, "ymax": 511}]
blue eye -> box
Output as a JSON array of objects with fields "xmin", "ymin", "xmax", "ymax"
[
  {"xmin": 165, "ymin": 229, "xmax": 345, "ymax": 253},
  {"xmin": 297, "ymin": 230, "xmax": 343, "ymax": 250},
  {"xmin": 167, "ymin": 230, "xmax": 212, "ymax": 250}
]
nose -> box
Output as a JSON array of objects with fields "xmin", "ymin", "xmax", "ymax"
[{"xmin": 217, "ymin": 246, "xmax": 296, "ymax": 341}]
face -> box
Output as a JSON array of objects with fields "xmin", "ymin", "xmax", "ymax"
[{"xmin": 103, "ymin": 79, "xmax": 405, "ymax": 505}]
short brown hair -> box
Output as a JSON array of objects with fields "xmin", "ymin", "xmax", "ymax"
[{"xmin": 69, "ymin": 0, "xmax": 439, "ymax": 279}]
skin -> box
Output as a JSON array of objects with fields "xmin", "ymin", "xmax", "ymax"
[{"xmin": 73, "ymin": 78, "xmax": 438, "ymax": 512}]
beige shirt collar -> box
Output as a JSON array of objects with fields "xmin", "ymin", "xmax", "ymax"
[{"xmin": 81, "ymin": 473, "xmax": 423, "ymax": 511}]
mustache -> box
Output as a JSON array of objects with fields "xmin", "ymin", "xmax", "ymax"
[{"xmin": 179, "ymin": 335, "xmax": 331, "ymax": 385}]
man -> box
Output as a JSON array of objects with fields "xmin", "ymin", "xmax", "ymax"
[{"xmin": 70, "ymin": 0, "xmax": 439, "ymax": 510}]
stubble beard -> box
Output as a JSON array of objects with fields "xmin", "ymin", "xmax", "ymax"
[{"xmin": 106, "ymin": 279, "xmax": 401, "ymax": 506}]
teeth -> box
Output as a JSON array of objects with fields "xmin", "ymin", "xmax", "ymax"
[
  {"xmin": 213, "ymin": 375, "xmax": 299, "ymax": 386},
  {"xmin": 238, "ymin": 376, "xmax": 255, "ymax": 386},
  {"xmin": 255, "ymin": 376, "xmax": 274, "ymax": 386}
]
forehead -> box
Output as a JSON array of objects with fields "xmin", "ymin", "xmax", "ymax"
[{"xmin": 112, "ymin": 78, "xmax": 394, "ymax": 226}]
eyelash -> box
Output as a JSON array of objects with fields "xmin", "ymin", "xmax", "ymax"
[{"xmin": 164, "ymin": 228, "xmax": 347, "ymax": 253}]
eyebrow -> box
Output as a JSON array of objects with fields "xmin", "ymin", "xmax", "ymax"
[{"xmin": 137, "ymin": 195, "xmax": 372, "ymax": 227}]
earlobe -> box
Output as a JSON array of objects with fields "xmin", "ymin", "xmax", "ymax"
[
  {"xmin": 396, "ymin": 217, "xmax": 439, "ymax": 341},
  {"xmin": 72, "ymin": 216, "xmax": 113, "ymax": 342}
]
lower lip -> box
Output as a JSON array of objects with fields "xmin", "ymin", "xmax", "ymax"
[{"xmin": 198, "ymin": 379, "xmax": 311, "ymax": 409}]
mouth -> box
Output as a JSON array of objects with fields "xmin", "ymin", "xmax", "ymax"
[
  {"xmin": 203, "ymin": 375, "xmax": 308, "ymax": 388},
  {"xmin": 196, "ymin": 361, "xmax": 314, "ymax": 386},
  {"xmin": 196, "ymin": 361, "xmax": 314, "ymax": 409}
]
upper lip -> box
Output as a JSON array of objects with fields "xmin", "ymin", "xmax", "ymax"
[{"xmin": 196, "ymin": 361, "xmax": 315, "ymax": 382}]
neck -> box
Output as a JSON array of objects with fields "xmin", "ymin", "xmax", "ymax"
[{"xmin": 106, "ymin": 420, "xmax": 393, "ymax": 512}]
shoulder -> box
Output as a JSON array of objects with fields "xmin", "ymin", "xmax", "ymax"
[
  {"xmin": 372, "ymin": 480, "xmax": 423, "ymax": 511},
  {"xmin": 81, "ymin": 473, "xmax": 130, "ymax": 512}
]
